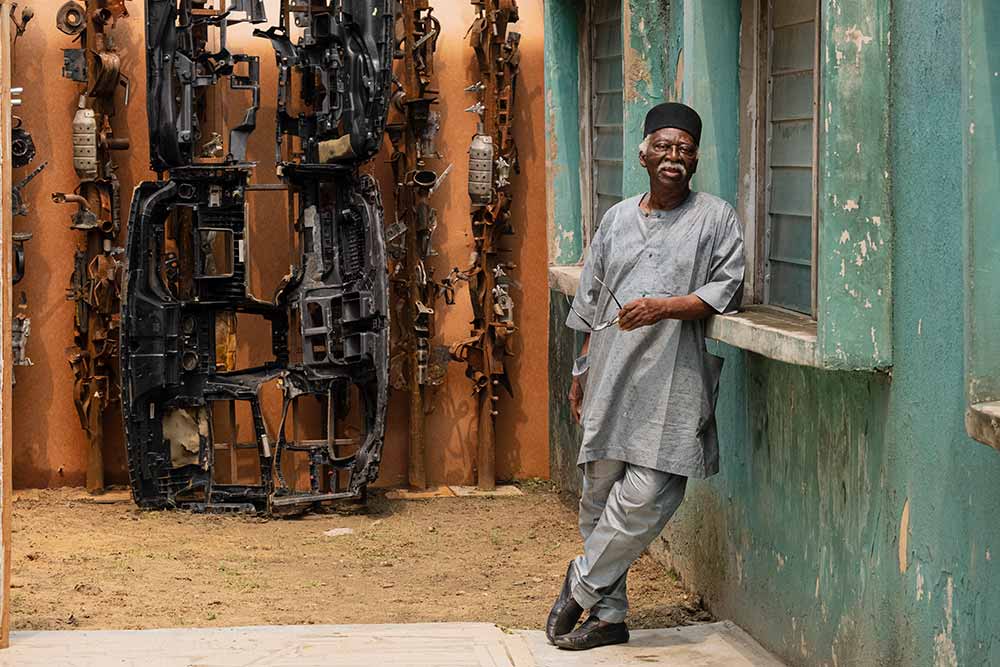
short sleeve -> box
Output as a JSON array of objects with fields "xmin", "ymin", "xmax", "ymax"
[{"xmin": 693, "ymin": 206, "xmax": 745, "ymax": 314}]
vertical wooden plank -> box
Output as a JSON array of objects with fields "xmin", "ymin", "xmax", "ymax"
[
  {"xmin": 0, "ymin": 0, "xmax": 12, "ymax": 648},
  {"xmin": 577, "ymin": 3, "xmax": 593, "ymax": 246},
  {"xmin": 810, "ymin": 0, "xmax": 820, "ymax": 318}
]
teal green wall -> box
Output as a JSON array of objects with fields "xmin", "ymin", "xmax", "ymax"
[
  {"xmin": 548, "ymin": 293, "xmax": 585, "ymax": 496},
  {"xmin": 544, "ymin": 0, "xmax": 585, "ymax": 264},
  {"xmin": 683, "ymin": 0, "xmax": 739, "ymax": 205},
  {"xmin": 663, "ymin": 0, "xmax": 1000, "ymax": 663},
  {"xmin": 622, "ymin": 0, "xmax": 669, "ymax": 193},
  {"xmin": 547, "ymin": 0, "xmax": 1000, "ymax": 664}
]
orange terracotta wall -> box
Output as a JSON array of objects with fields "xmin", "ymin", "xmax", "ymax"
[{"xmin": 11, "ymin": 0, "xmax": 548, "ymax": 489}]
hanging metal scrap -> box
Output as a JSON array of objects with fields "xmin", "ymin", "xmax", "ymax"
[
  {"xmin": 384, "ymin": 0, "xmax": 447, "ymax": 490},
  {"xmin": 450, "ymin": 0, "xmax": 521, "ymax": 491},
  {"xmin": 51, "ymin": 0, "xmax": 130, "ymax": 494}
]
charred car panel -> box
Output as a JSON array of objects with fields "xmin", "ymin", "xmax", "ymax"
[{"xmin": 122, "ymin": 0, "xmax": 394, "ymax": 513}]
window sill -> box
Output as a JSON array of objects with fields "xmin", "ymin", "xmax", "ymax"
[
  {"xmin": 550, "ymin": 267, "xmax": 821, "ymax": 369},
  {"xmin": 549, "ymin": 265, "xmax": 583, "ymax": 296},
  {"xmin": 707, "ymin": 306, "xmax": 819, "ymax": 368},
  {"xmin": 966, "ymin": 402, "xmax": 1000, "ymax": 452}
]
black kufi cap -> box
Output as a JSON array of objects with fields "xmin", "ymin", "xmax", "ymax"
[{"xmin": 643, "ymin": 103, "xmax": 702, "ymax": 146}]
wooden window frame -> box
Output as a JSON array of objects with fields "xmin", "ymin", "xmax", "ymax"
[
  {"xmin": 578, "ymin": 0, "xmax": 624, "ymax": 248},
  {"xmin": 754, "ymin": 0, "xmax": 821, "ymax": 318}
]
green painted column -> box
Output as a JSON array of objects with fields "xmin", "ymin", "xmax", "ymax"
[
  {"xmin": 544, "ymin": 0, "xmax": 585, "ymax": 265},
  {"xmin": 622, "ymin": 0, "xmax": 669, "ymax": 195},
  {"xmin": 816, "ymin": 0, "xmax": 893, "ymax": 369},
  {"xmin": 963, "ymin": 0, "xmax": 1000, "ymax": 401},
  {"xmin": 682, "ymin": 0, "xmax": 740, "ymax": 205}
]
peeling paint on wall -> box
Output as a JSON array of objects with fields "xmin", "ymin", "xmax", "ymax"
[
  {"xmin": 933, "ymin": 577, "xmax": 959, "ymax": 667},
  {"xmin": 818, "ymin": 0, "xmax": 893, "ymax": 369},
  {"xmin": 543, "ymin": 0, "xmax": 585, "ymax": 266},
  {"xmin": 673, "ymin": 49, "xmax": 685, "ymax": 102},
  {"xmin": 899, "ymin": 498, "xmax": 910, "ymax": 573}
]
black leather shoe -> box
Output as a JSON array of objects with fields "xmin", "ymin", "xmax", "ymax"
[
  {"xmin": 545, "ymin": 562, "xmax": 584, "ymax": 643},
  {"xmin": 553, "ymin": 615, "xmax": 629, "ymax": 651}
]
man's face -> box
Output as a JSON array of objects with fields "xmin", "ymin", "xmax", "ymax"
[{"xmin": 639, "ymin": 127, "xmax": 699, "ymax": 189}]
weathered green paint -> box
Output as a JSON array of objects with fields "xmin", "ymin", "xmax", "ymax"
[
  {"xmin": 664, "ymin": 0, "xmax": 685, "ymax": 104},
  {"xmin": 548, "ymin": 0, "xmax": 1000, "ymax": 664},
  {"xmin": 963, "ymin": 0, "xmax": 1000, "ymax": 403},
  {"xmin": 622, "ymin": 0, "xmax": 669, "ymax": 195},
  {"xmin": 548, "ymin": 292, "xmax": 585, "ymax": 496},
  {"xmin": 682, "ymin": 0, "xmax": 739, "ymax": 205},
  {"xmin": 544, "ymin": 0, "xmax": 585, "ymax": 264},
  {"xmin": 816, "ymin": 0, "xmax": 893, "ymax": 369},
  {"xmin": 655, "ymin": 356, "xmax": 899, "ymax": 664}
]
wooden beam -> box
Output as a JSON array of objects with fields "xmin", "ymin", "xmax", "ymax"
[{"xmin": 0, "ymin": 0, "xmax": 13, "ymax": 649}]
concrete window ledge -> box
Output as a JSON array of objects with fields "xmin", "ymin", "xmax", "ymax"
[
  {"xmin": 550, "ymin": 267, "xmax": 821, "ymax": 368},
  {"xmin": 966, "ymin": 402, "xmax": 1000, "ymax": 452},
  {"xmin": 549, "ymin": 265, "xmax": 583, "ymax": 296},
  {"xmin": 707, "ymin": 306, "xmax": 819, "ymax": 367}
]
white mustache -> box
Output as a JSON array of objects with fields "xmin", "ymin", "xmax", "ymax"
[{"xmin": 659, "ymin": 161, "xmax": 687, "ymax": 177}]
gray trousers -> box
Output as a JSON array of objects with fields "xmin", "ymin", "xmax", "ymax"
[{"xmin": 569, "ymin": 459, "xmax": 687, "ymax": 623}]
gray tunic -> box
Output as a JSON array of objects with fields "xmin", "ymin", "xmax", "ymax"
[{"xmin": 567, "ymin": 191, "xmax": 745, "ymax": 478}]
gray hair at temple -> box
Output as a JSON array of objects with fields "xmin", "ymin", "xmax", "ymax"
[{"xmin": 639, "ymin": 134, "xmax": 652, "ymax": 155}]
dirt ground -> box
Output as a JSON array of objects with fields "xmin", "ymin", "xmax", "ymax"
[{"xmin": 11, "ymin": 483, "xmax": 710, "ymax": 631}]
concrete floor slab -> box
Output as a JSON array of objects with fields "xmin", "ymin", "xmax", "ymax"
[
  {"xmin": 520, "ymin": 621, "xmax": 786, "ymax": 666},
  {"xmin": 0, "ymin": 621, "xmax": 784, "ymax": 667}
]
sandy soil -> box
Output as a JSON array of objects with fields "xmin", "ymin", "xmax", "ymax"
[{"xmin": 11, "ymin": 483, "xmax": 710, "ymax": 631}]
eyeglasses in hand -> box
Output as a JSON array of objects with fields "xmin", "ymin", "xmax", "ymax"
[{"xmin": 566, "ymin": 276, "xmax": 624, "ymax": 331}]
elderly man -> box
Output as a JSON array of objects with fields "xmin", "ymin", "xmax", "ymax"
[{"xmin": 546, "ymin": 102, "xmax": 745, "ymax": 650}]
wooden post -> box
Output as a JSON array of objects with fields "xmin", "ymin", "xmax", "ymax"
[
  {"xmin": 477, "ymin": 385, "xmax": 496, "ymax": 491},
  {"xmin": 0, "ymin": 1, "xmax": 14, "ymax": 648}
]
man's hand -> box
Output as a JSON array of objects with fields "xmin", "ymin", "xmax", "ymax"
[
  {"xmin": 618, "ymin": 294, "xmax": 716, "ymax": 329},
  {"xmin": 568, "ymin": 377, "xmax": 584, "ymax": 424},
  {"xmin": 617, "ymin": 297, "xmax": 668, "ymax": 331}
]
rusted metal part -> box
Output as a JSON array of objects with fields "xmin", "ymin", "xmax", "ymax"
[
  {"xmin": 119, "ymin": 0, "xmax": 395, "ymax": 515},
  {"xmin": 10, "ymin": 6, "xmax": 41, "ymax": 385},
  {"xmin": 385, "ymin": 0, "xmax": 445, "ymax": 490},
  {"xmin": 51, "ymin": 0, "xmax": 130, "ymax": 493},
  {"xmin": 11, "ymin": 292, "xmax": 32, "ymax": 387},
  {"xmin": 451, "ymin": 0, "xmax": 520, "ymax": 491}
]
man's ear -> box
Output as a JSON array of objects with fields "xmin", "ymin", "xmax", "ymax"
[
  {"xmin": 639, "ymin": 150, "xmax": 648, "ymax": 169},
  {"xmin": 689, "ymin": 156, "xmax": 699, "ymax": 177}
]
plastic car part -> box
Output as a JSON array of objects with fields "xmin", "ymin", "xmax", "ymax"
[
  {"xmin": 145, "ymin": 0, "xmax": 260, "ymax": 172},
  {"xmin": 253, "ymin": 0, "xmax": 395, "ymax": 510},
  {"xmin": 121, "ymin": 0, "xmax": 394, "ymax": 514},
  {"xmin": 449, "ymin": 0, "xmax": 521, "ymax": 490},
  {"xmin": 122, "ymin": 0, "xmax": 269, "ymax": 511}
]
